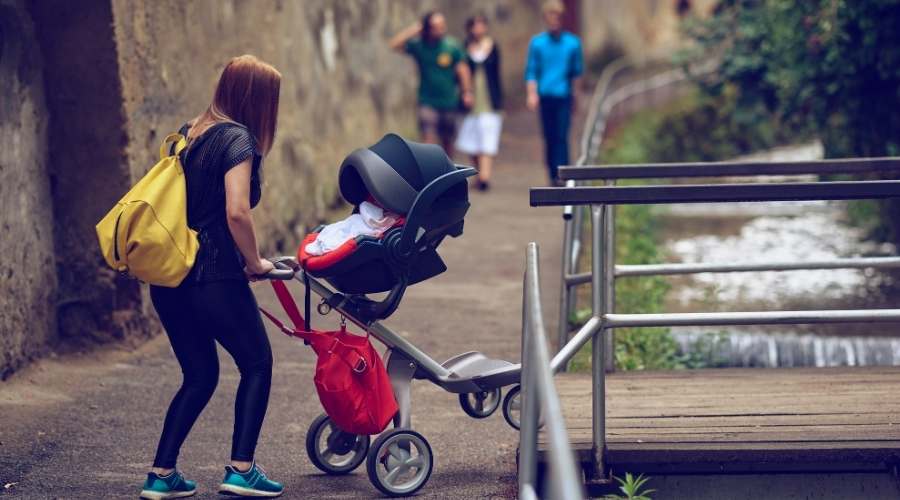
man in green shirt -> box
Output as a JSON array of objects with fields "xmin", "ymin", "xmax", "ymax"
[{"xmin": 390, "ymin": 11, "xmax": 473, "ymax": 156}]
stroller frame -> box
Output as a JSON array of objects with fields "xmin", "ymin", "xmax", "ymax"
[
  {"xmin": 265, "ymin": 135, "xmax": 526, "ymax": 496},
  {"xmin": 266, "ymin": 260, "xmax": 523, "ymax": 496},
  {"xmin": 281, "ymin": 262, "xmax": 522, "ymax": 421}
]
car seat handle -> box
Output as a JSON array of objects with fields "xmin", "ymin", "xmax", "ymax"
[{"xmin": 396, "ymin": 167, "xmax": 476, "ymax": 256}]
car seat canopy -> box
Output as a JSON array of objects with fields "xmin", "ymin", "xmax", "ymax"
[{"xmin": 339, "ymin": 133, "xmax": 459, "ymax": 215}]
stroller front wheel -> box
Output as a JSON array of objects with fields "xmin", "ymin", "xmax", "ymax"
[
  {"xmin": 502, "ymin": 385, "xmax": 544, "ymax": 431},
  {"xmin": 458, "ymin": 388, "xmax": 502, "ymax": 419},
  {"xmin": 366, "ymin": 428, "xmax": 433, "ymax": 497},
  {"xmin": 306, "ymin": 413, "xmax": 369, "ymax": 475},
  {"xmin": 502, "ymin": 385, "xmax": 522, "ymax": 430}
]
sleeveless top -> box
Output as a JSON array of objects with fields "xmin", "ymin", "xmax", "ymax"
[{"xmin": 176, "ymin": 122, "xmax": 262, "ymax": 285}]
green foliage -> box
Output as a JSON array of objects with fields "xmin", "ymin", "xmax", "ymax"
[
  {"xmin": 603, "ymin": 472, "xmax": 656, "ymax": 500},
  {"xmin": 602, "ymin": 89, "xmax": 804, "ymax": 165},
  {"xmin": 681, "ymin": 0, "xmax": 900, "ymax": 243}
]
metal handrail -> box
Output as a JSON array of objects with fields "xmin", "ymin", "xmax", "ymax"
[
  {"xmin": 519, "ymin": 243, "xmax": 584, "ymax": 500},
  {"xmin": 531, "ymin": 158, "xmax": 900, "ymax": 483},
  {"xmin": 558, "ymin": 156, "xmax": 900, "ymax": 180},
  {"xmin": 561, "ymin": 256, "xmax": 900, "ymax": 284},
  {"xmin": 557, "ymin": 60, "xmax": 715, "ymax": 370},
  {"xmin": 556, "ymin": 58, "xmax": 632, "ymax": 367},
  {"xmin": 532, "ymin": 179, "xmax": 900, "ymax": 206}
]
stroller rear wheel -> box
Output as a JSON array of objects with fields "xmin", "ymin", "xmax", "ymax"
[
  {"xmin": 366, "ymin": 428, "xmax": 433, "ymax": 497},
  {"xmin": 306, "ymin": 413, "xmax": 369, "ymax": 475},
  {"xmin": 458, "ymin": 388, "xmax": 501, "ymax": 419}
]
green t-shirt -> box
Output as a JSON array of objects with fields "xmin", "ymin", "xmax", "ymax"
[{"xmin": 405, "ymin": 36, "xmax": 464, "ymax": 110}]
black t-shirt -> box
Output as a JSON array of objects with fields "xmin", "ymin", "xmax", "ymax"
[{"xmin": 176, "ymin": 122, "xmax": 262, "ymax": 285}]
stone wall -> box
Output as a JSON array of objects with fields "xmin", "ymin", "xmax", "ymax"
[
  {"xmin": 0, "ymin": 0, "xmax": 56, "ymax": 378},
  {"xmin": 0, "ymin": 0, "xmax": 546, "ymax": 377},
  {"xmin": 111, "ymin": 0, "xmax": 544, "ymax": 251},
  {"xmin": 29, "ymin": 0, "xmax": 149, "ymax": 354},
  {"xmin": 580, "ymin": 0, "xmax": 717, "ymax": 64},
  {"xmin": 2, "ymin": 0, "xmax": 712, "ymax": 376}
]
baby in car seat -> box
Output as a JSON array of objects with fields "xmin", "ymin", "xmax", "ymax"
[{"xmin": 304, "ymin": 201, "xmax": 401, "ymax": 256}]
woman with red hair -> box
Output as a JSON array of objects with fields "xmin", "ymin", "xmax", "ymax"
[{"xmin": 140, "ymin": 55, "xmax": 284, "ymax": 499}]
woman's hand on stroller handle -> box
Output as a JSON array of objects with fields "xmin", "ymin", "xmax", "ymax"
[
  {"xmin": 264, "ymin": 256, "xmax": 298, "ymax": 280},
  {"xmin": 247, "ymin": 257, "xmax": 296, "ymax": 281}
]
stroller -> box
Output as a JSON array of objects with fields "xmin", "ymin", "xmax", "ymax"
[{"xmin": 262, "ymin": 134, "xmax": 523, "ymax": 496}]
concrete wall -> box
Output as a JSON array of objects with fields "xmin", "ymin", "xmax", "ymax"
[{"xmin": 0, "ymin": 0, "xmax": 56, "ymax": 378}]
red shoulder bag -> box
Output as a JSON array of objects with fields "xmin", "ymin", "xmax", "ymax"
[{"xmin": 260, "ymin": 279, "xmax": 398, "ymax": 435}]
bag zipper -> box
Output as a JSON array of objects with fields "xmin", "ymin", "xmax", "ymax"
[{"xmin": 113, "ymin": 209, "xmax": 124, "ymax": 263}]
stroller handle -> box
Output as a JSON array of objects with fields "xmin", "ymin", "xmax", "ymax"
[{"xmin": 261, "ymin": 257, "xmax": 298, "ymax": 280}]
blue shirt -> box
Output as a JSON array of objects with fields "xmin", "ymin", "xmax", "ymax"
[{"xmin": 524, "ymin": 31, "xmax": 584, "ymax": 98}]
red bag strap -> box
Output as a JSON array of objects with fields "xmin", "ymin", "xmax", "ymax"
[
  {"xmin": 270, "ymin": 280, "xmax": 305, "ymax": 330},
  {"xmin": 328, "ymin": 338, "xmax": 368, "ymax": 373},
  {"xmin": 259, "ymin": 280, "xmax": 316, "ymax": 343}
]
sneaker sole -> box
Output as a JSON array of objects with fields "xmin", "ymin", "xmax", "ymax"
[
  {"xmin": 139, "ymin": 489, "xmax": 196, "ymax": 500},
  {"xmin": 218, "ymin": 484, "xmax": 283, "ymax": 497}
]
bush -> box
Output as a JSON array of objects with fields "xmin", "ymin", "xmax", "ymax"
[{"xmin": 680, "ymin": 0, "xmax": 900, "ymax": 245}]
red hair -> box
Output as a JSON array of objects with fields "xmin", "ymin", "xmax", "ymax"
[{"xmin": 195, "ymin": 55, "xmax": 281, "ymax": 155}]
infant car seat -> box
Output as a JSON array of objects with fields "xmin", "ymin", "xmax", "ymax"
[{"xmin": 298, "ymin": 134, "xmax": 476, "ymax": 322}]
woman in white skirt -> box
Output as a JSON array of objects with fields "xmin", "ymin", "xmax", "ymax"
[{"xmin": 455, "ymin": 14, "xmax": 503, "ymax": 191}]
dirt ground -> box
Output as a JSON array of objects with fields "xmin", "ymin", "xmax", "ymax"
[{"xmin": 0, "ymin": 108, "xmax": 571, "ymax": 499}]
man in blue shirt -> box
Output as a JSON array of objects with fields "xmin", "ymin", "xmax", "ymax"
[{"xmin": 525, "ymin": 0, "xmax": 584, "ymax": 184}]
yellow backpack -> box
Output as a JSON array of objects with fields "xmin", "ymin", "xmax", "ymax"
[{"xmin": 96, "ymin": 133, "xmax": 199, "ymax": 287}]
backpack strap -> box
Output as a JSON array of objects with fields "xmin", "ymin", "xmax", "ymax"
[{"xmin": 160, "ymin": 133, "xmax": 188, "ymax": 160}]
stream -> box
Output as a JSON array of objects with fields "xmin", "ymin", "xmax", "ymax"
[{"xmin": 657, "ymin": 143, "xmax": 900, "ymax": 367}]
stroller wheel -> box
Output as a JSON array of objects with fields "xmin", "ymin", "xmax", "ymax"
[
  {"xmin": 366, "ymin": 428, "xmax": 433, "ymax": 497},
  {"xmin": 458, "ymin": 388, "xmax": 501, "ymax": 419},
  {"xmin": 502, "ymin": 385, "xmax": 522, "ymax": 430},
  {"xmin": 502, "ymin": 385, "xmax": 544, "ymax": 431},
  {"xmin": 306, "ymin": 413, "xmax": 369, "ymax": 475}
]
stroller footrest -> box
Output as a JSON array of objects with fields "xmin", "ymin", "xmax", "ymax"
[{"xmin": 441, "ymin": 351, "xmax": 516, "ymax": 380}]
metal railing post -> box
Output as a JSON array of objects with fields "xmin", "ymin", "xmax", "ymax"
[
  {"xmin": 571, "ymin": 203, "xmax": 585, "ymax": 268},
  {"xmin": 557, "ymin": 208, "xmax": 575, "ymax": 365},
  {"xmin": 589, "ymin": 205, "xmax": 607, "ymax": 480},
  {"xmin": 521, "ymin": 243, "xmax": 585, "ymax": 499},
  {"xmin": 519, "ymin": 271, "xmax": 538, "ymax": 495},
  {"xmin": 603, "ymin": 182, "xmax": 616, "ymax": 373}
]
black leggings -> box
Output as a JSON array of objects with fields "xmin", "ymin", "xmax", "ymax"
[{"xmin": 150, "ymin": 280, "xmax": 273, "ymax": 468}]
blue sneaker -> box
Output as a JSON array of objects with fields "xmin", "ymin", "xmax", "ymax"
[
  {"xmin": 139, "ymin": 470, "xmax": 196, "ymax": 499},
  {"xmin": 218, "ymin": 463, "xmax": 283, "ymax": 497}
]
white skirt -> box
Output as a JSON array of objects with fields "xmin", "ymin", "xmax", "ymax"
[{"xmin": 455, "ymin": 112, "xmax": 503, "ymax": 156}]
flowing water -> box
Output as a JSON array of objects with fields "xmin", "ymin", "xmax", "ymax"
[{"xmin": 657, "ymin": 143, "xmax": 900, "ymax": 367}]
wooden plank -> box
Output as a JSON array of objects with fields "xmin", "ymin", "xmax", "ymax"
[
  {"xmin": 606, "ymin": 413, "xmax": 900, "ymax": 427},
  {"xmin": 579, "ymin": 424, "xmax": 900, "ymax": 436},
  {"xmin": 537, "ymin": 367, "xmax": 900, "ymax": 472}
]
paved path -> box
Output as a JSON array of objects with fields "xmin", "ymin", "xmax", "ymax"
[{"xmin": 0, "ymin": 109, "xmax": 567, "ymax": 499}]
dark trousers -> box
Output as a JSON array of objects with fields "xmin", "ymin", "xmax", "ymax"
[
  {"xmin": 150, "ymin": 280, "xmax": 273, "ymax": 468},
  {"xmin": 538, "ymin": 95, "xmax": 573, "ymax": 183}
]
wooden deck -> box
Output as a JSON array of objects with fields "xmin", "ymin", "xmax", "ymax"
[{"xmin": 540, "ymin": 367, "xmax": 900, "ymax": 474}]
